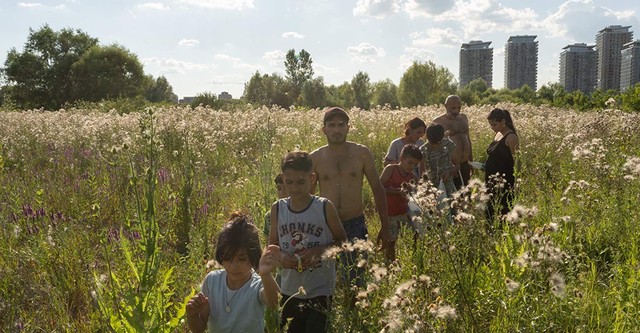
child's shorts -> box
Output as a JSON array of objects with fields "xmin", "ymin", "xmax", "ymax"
[{"xmin": 388, "ymin": 214, "xmax": 409, "ymax": 241}]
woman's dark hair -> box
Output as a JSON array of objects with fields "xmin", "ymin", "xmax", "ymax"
[
  {"xmin": 426, "ymin": 123, "xmax": 445, "ymax": 144},
  {"xmin": 404, "ymin": 117, "xmax": 427, "ymax": 136},
  {"xmin": 215, "ymin": 212, "xmax": 262, "ymax": 270},
  {"xmin": 400, "ymin": 144, "xmax": 423, "ymax": 160},
  {"xmin": 487, "ymin": 108, "xmax": 517, "ymax": 134}
]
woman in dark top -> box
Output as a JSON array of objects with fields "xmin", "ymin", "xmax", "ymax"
[{"xmin": 484, "ymin": 108, "xmax": 519, "ymax": 223}]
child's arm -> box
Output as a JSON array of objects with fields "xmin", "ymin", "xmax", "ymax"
[
  {"xmin": 269, "ymin": 201, "xmax": 297, "ymax": 270},
  {"xmin": 299, "ymin": 200, "xmax": 346, "ymax": 268},
  {"xmin": 259, "ymin": 245, "xmax": 281, "ymax": 309},
  {"xmin": 186, "ymin": 291, "xmax": 209, "ymax": 333},
  {"xmin": 380, "ymin": 165, "xmax": 401, "ymax": 194}
]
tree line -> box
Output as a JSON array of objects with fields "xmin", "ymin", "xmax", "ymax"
[{"xmin": 2, "ymin": 26, "xmax": 639, "ymax": 112}]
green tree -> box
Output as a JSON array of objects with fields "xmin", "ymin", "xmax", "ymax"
[
  {"xmin": 243, "ymin": 71, "xmax": 293, "ymax": 108},
  {"xmin": 398, "ymin": 61, "xmax": 456, "ymax": 107},
  {"xmin": 514, "ymin": 84, "xmax": 537, "ymax": 104},
  {"xmin": 190, "ymin": 92, "xmax": 220, "ymax": 108},
  {"xmin": 284, "ymin": 49, "xmax": 314, "ymax": 103},
  {"xmin": 2, "ymin": 25, "xmax": 98, "ymax": 109},
  {"xmin": 70, "ymin": 44, "xmax": 146, "ymax": 102},
  {"xmin": 300, "ymin": 77, "xmax": 327, "ymax": 109},
  {"xmin": 145, "ymin": 75, "xmax": 176, "ymax": 103},
  {"xmin": 371, "ymin": 79, "xmax": 399, "ymax": 108},
  {"xmin": 621, "ymin": 83, "xmax": 640, "ymax": 111},
  {"xmin": 351, "ymin": 71, "xmax": 372, "ymax": 110},
  {"xmin": 537, "ymin": 83, "xmax": 566, "ymax": 107},
  {"xmin": 457, "ymin": 78, "xmax": 488, "ymax": 106}
]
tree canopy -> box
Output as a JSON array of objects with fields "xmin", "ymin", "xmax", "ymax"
[
  {"xmin": 1, "ymin": 25, "xmax": 174, "ymax": 110},
  {"xmin": 284, "ymin": 49, "xmax": 314, "ymax": 103},
  {"xmin": 398, "ymin": 61, "xmax": 457, "ymax": 107}
]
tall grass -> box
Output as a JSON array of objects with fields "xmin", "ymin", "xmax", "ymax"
[{"xmin": 1, "ymin": 104, "xmax": 639, "ymax": 331}]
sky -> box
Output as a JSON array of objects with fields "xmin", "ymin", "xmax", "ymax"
[{"xmin": 1, "ymin": 0, "xmax": 639, "ymax": 99}]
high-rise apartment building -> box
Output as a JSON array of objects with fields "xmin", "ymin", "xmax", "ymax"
[
  {"xmin": 596, "ymin": 25, "xmax": 633, "ymax": 91},
  {"xmin": 459, "ymin": 40, "xmax": 493, "ymax": 88},
  {"xmin": 504, "ymin": 35, "xmax": 538, "ymax": 90},
  {"xmin": 559, "ymin": 43, "xmax": 597, "ymax": 94},
  {"xmin": 620, "ymin": 40, "xmax": 640, "ymax": 91}
]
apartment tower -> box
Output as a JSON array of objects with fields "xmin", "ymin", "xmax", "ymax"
[
  {"xmin": 459, "ymin": 40, "xmax": 493, "ymax": 88},
  {"xmin": 620, "ymin": 40, "xmax": 640, "ymax": 91},
  {"xmin": 559, "ymin": 43, "xmax": 597, "ymax": 94},
  {"xmin": 596, "ymin": 25, "xmax": 633, "ymax": 91},
  {"xmin": 504, "ymin": 35, "xmax": 538, "ymax": 90}
]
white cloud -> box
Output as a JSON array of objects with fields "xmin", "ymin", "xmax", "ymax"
[
  {"xmin": 263, "ymin": 50, "xmax": 286, "ymax": 66},
  {"xmin": 314, "ymin": 63, "xmax": 340, "ymax": 78},
  {"xmin": 214, "ymin": 53, "xmax": 261, "ymax": 71},
  {"xmin": 143, "ymin": 57, "xmax": 210, "ymax": 74},
  {"xmin": 138, "ymin": 2, "xmax": 170, "ymax": 10},
  {"xmin": 353, "ymin": 0, "xmax": 400, "ymax": 19},
  {"xmin": 347, "ymin": 42, "xmax": 386, "ymax": 63},
  {"xmin": 208, "ymin": 74, "xmax": 246, "ymax": 85},
  {"xmin": 399, "ymin": 46, "xmax": 436, "ymax": 70},
  {"xmin": 403, "ymin": 0, "xmax": 456, "ymax": 18},
  {"xmin": 543, "ymin": 0, "xmax": 639, "ymax": 40},
  {"xmin": 178, "ymin": 38, "xmax": 200, "ymax": 46},
  {"xmin": 17, "ymin": 2, "xmax": 43, "ymax": 8},
  {"xmin": 263, "ymin": 50, "xmax": 286, "ymax": 60},
  {"xmin": 410, "ymin": 0, "xmax": 545, "ymax": 39},
  {"xmin": 410, "ymin": 27, "xmax": 462, "ymax": 47},
  {"xmin": 282, "ymin": 32, "xmax": 305, "ymax": 39},
  {"xmin": 177, "ymin": 0, "xmax": 254, "ymax": 10}
]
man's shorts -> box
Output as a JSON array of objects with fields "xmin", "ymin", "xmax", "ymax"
[{"xmin": 339, "ymin": 215, "xmax": 368, "ymax": 288}]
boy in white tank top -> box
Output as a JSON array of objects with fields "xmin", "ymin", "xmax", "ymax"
[{"xmin": 268, "ymin": 151, "xmax": 347, "ymax": 332}]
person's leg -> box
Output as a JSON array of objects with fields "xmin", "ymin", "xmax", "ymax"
[
  {"xmin": 304, "ymin": 296, "xmax": 330, "ymax": 333},
  {"xmin": 281, "ymin": 295, "xmax": 308, "ymax": 333},
  {"xmin": 338, "ymin": 216, "xmax": 368, "ymax": 288}
]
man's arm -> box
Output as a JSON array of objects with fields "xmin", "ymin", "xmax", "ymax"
[
  {"xmin": 309, "ymin": 150, "xmax": 320, "ymax": 194},
  {"xmin": 462, "ymin": 114, "xmax": 473, "ymax": 161},
  {"xmin": 362, "ymin": 147, "xmax": 391, "ymax": 244}
]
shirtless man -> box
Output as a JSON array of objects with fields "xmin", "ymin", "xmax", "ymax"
[
  {"xmin": 310, "ymin": 107, "xmax": 391, "ymax": 284},
  {"xmin": 433, "ymin": 95, "xmax": 473, "ymax": 189}
]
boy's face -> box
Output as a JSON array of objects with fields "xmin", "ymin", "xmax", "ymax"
[
  {"xmin": 400, "ymin": 156, "xmax": 421, "ymax": 173},
  {"xmin": 276, "ymin": 183, "xmax": 287, "ymax": 199},
  {"xmin": 282, "ymin": 169, "xmax": 315, "ymax": 199}
]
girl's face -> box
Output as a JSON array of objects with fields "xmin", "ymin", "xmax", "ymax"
[
  {"xmin": 399, "ymin": 156, "xmax": 421, "ymax": 173},
  {"xmin": 222, "ymin": 249, "xmax": 253, "ymax": 285},
  {"xmin": 407, "ymin": 126, "xmax": 426, "ymax": 142},
  {"xmin": 489, "ymin": 118, "xmax": 506, "ymax": 133}
]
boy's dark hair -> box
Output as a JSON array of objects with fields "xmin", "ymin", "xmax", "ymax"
[
  {"xmin": 400, "ymin": 144, "xmax": 423, "ymax": 160},
  {"xmin": 281, "ymin": 151, "xmax": 313, "ymax": 173},
  {"xmin": 215, "ymin": 212, "xmax": 262, "ymax": 270},
  {"xmin": 274, "ymin": 173, "xmax": 284, "ymax": 184},
  {"xmin": 426, "ymin": 123, "xmax": 445, "ymax": 144}
]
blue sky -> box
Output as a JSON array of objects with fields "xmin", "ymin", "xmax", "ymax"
[{"xmin": 1, "ymin": 0, "xmax": 638, "ymax": 99}]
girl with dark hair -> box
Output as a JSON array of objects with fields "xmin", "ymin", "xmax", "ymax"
[
  {"xmin": 484, "ymin": 108, "xmax": 519, "ymax": 223},
  {"xmin": 186, "ymin": 213, "xmax": 281, "ymax": 333}
]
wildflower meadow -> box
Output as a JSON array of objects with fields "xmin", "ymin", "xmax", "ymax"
[{"xmin": 1, "ymin": 103, "xmax": 640, "ymax": 332}]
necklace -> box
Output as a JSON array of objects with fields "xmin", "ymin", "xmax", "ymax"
[{"xmin": 224, "ymin": 286, "xmax": 240, "ymax": 313}]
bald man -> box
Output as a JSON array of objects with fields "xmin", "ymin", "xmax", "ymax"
[{"xmin": 433, "ymin": 95, "xmax": 473, "ymax": 189}]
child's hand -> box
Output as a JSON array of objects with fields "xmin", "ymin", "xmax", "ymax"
[
  {"xmin": 186, "ymin": 292, "xmax": 209, "ymax": 322},
  {"xmin": 259, "ymin": 245, "xmax": 281, "ymax": 275}
]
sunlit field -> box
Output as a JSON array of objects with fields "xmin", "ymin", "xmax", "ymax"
[{"xmin": 1, "ymin": 103, "xmax": 640, "ymax": 332}]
